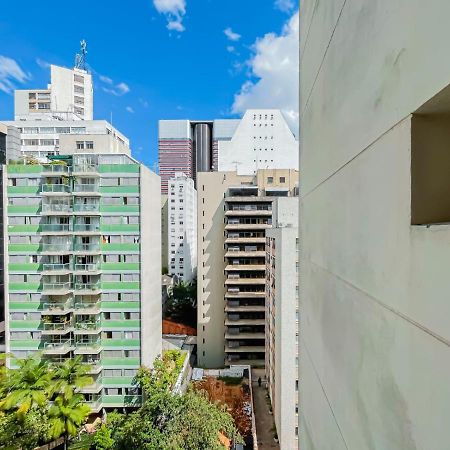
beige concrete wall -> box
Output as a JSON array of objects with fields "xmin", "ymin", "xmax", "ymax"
[
  {"xmin": 59, "ymin": 134, "xmax": 130, "ymax": 155},
  {"xmin": 300, "ymin": 1, "xmax": 450, "ymax": 449},
  {"xmin": 140, "ymin": 165, "xmax": 162, "ymax": 367}
]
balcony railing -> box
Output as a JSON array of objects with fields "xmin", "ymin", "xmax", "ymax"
[
  {"xmin": 41, "ymin": 184, "xmax": 71, "ymax": 193},
  {"xmin": 73, "ymin": 184, "xmax": 99, "ymax": 192},
  {"xmin": 74, "ymin": 302, "xmax": 100, "ymax": 311},
  {"xmin": 41, "ymin": 224, "xmax": 71, "ymax": 232},
  {"xmin": 42, "ymin": 300, "xmax": 73, "ymax": 312},
  {"xmin": 73, "ymin": 243, "xmax": 100, "ymax": 252},
  {"xmin": 73, "ymin": 203, "xmax": 100, "ymax": 212},
  {"xmin": 72, "ymin": 164, "xmax": 98, "ymax": 173},
  {"xmin": 74, "ymin": 282, "xmax": 101, "ymax": 291},
  {"xmin": 42, "ymin": 263, "xmax": 71, "ymax": 271},
  {"xmin": 42, "ymin": 165, "xmax": 69, "ymax": 174},
  {"xmin": 42, "ymin": 204, "xmax": 72, "ymax": 213},
  {"xmin": 43, "ymin": 282, "xmax": 71, "ymax": 291},
  {"xmin": 75, "ymin": 341, "xmax": 101, "ymax": 350},
  {"xmin": 73, "ymin": 224, "xmax": 100, "ymax": 232},
  {"xmin": 75, "ymin": 321, "xmax": 101, "ymax": 331},
  {"xmin": 43, "ymin": 340, "xmax": 72, "ymax": 351},
  {"xmin": 42, "ymin": 321, "xmax": 73, "ymax": 331},
  {"xmin": 73, "ymin": 263, "xmax": 100, "ymax": 272},
  {"xmin": 41, "ymin": 243, "xmax": 71, "ymax": 252}
]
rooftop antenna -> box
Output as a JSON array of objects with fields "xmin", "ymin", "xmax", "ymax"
[{"xmin": 74, "ymin": 39, "xmax": 88, "ymax": 71}]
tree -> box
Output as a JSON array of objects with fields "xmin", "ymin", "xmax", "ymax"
[
  {"xmin": 92, "ymin": 424, "xmax": 114, "ymax": 450},
  {"xmin": 165, "ymin": 280, "xmax": 197, "ymax": 328},
  {"xmin": 0, "ymin": 356, "xmax": 52, "ymax": 420},
  {"xmin": 47, "ymin": 393, "xmax": 91, "ymax": 450},
  {"xmin": 51, "ymin": 356, "xmax": 93, "ymax": 400}
]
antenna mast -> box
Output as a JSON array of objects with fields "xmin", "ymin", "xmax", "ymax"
[{"xmin": 74, "ymin": 40, "xmax": 88, "ymax": 71}]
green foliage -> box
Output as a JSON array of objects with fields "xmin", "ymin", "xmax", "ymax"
[
  {"xmin": 162, "ymin": 266, "xmax": 169, "ymax": 275},
  {"xmin": 0, "ymin": 354, "xmax": 92, "ymax": 448},
  {"xmin": 102, "ymin": 352, "xmax": 241, "ymax": 450},
  {"xmin": 217, "ymin": 376, "xmax": 243, "ymax": 386},
  {"xmin": 165, "ymin": 280, "xmax": 197, "ymax": 328},
  {"xmin": 93, "ymin": 424, "xmax": 114, "ymax": 450}
]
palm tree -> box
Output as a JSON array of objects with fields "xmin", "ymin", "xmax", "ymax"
[
  {"xmin": 47, "ymin": 393, "xmax": 91, "ymax": 450},
  {"xmin": 0, "ymin": 356, "xmax": 52, "ymax": 420},
  {"xmin": 51, "ymin": 356, "xmax": 93, "ymax": 400}
]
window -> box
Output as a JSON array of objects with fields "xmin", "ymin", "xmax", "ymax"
[
  {"xmin": 76, "ymin": 141, "xmax": 85, "ymax": 150},
  {"xmin": 74, "ymin": 74, "xmax": 84, "ymax": 84},
  {"xmin": 74, "ymin": 85, "xmax": 84, "ymax": 94},
  {"xmin": 279, "ymin": 176, "xmax": 286, "ymax": 183},
  {"xmin": 38, "ymin": 103, "xmax": 50, "ymax": 109},
  {"xmin": 86, "ymin": 141, "xmax": 94, "ymax": 149},
  {"xmin": 267, "ymin": 177, "xmax": 273, "ymax": 184}
]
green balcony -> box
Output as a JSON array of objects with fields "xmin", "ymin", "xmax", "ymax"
[
  {"xmin": 40, "ymin": 224, "xmax": 71, "ymax": 232},
  {"xmin": 73, "ymin": 203, "xmax": 100, "ymax": 213},
  {"xmin": 102, "ymin": 376, "xmax": 134, "ymax": 386},
  {"xmin": 73, "ymin": 243, "xmax": 100, "ymax": 252},
  {"xmin": 99, "ymin": 185, "xmax": 139, "ymax": 194},
  {"xmin": 101, "ymin": 282, "xmax": 140, "ymax": 290},
  {"xmin": 101, "ymin": 262, "xmax": 140, "ymax": 271},
  {"xmin": 101, "ymin": 243, "xmax": 139, "ymax": 252},
  {"xmin": 7, "ymin": 186, "xmax": 40, "ymax": 195},
  {"xmin": 101, "ymin": 394, "xmax": 141, "ymax": 407},
  {"xmin": 8, "ymin": 244, "xmax": 40, "ymax": 253},
  {"xmin": 99, "ymin": 205, "xmax": 139, "ymax": 213},
  {"xmin": 9, "ymin": 302, "xmax": 40, "ymax": 312},
  {"xmin": 10, "ymin": 340, "xmax": 41, "ymax": 350},
  {"xmin": 98, "ymin": 164, "xmax": 140, "ymax": 173},
  {"xmin": 100, "ymin": 224, "xmax": 139, "ymax": 233},
  {"xmin": 8, "ymin": 263, "xmax": 41, "ymax": 272},
  {"xmin": 101, "ymin": 357, "xmax": 140, "ymax": 367},
  {"xmin": 8, "ymin": 224, "xmax": 40, "ymax": 233},
  {"xmin": 41, "ymin": 184, "xmax": 71, "ymax": 194},
  {"xmin": 10, "ymin": 320, "xmax": 41, "ymax": 330},
  {"xmin": 9, "ymin": 283, "xmax": 41, "ymax": 292},
  {"xmin": 101, "ymin": 320, "xmax": 140, "ymax": 329},
  {"xmin": 7, "ymin": 165, "xmax": 43, "ymax": 174},
  {"xmin": 73, "ymin": 223, "xmax": 101, "ymax": 232},
  {"xmin": 101, "ymin": 301, "xmax": 139, "ymax": 311},
  {"xmin": 102, "ymin": 339, "xmax": 140, "ymax": 348},
  {"xmin": 8, "ymin": 205, "xmax": 41, "ymax": 214}
]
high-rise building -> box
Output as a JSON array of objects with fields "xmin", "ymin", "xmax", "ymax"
[
  {"xmin": 265, "ymin": 197, "xmax": 299, "ymax": 450},
  {"xmin": 158, "ymin": 109, "xmax": 298, "ymax": 194},
  {"xmin": 197, "ymin": 169, "xmax": 298, "ymax": 368},
  {"xmin": 167, "ymin": 172, "xmax": 197, "ymax": 281},
  {"xmin": 300, "ymin": 1, "xmax": 450, "ymax": 448},
  {"xmin": 4, "ymin": 152, "xmax": 162, "ymax": 412},
  {"xmin": 14, "ymin": 64, "xmax": 93, "ymax": 121}
]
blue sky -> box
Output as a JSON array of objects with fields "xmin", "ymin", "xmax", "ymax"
[{"xmin": 0, "ymin": 0, "xmax": 298, "ymax": 169}]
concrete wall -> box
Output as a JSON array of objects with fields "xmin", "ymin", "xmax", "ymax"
[
  {"xmin": 300, "ymin": 1, "xmax": 450, "ymax": 449},
  {"xmin": 140, "ymin": 165, "xmax": 162, "ymax": 367},
  {"xmin": 59, "ymin": 134, "xmax": 130, "ymax": 155},
  {"xmin": 161, "ymin": 195, "xmax": 168, "ymax": 271}
]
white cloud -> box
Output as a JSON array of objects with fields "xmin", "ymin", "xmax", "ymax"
[
  {"xmin": 224, "ymin": 27, "xmax": 241, "ymax": 42},
  {"xmin": 36, "ymin": 58, "xmax": 50, "ymax": 69},
  {"xmin": 126, "ymin": 106, "xmax": 134, "ymax": 113},
  {"xmin": 153, "ymin": 0, "xmax": 186, "ymax": 33},
  {"xmin": 227, "ymin": 46, "xmax": 235, "ymax": 53},
  {"xmin": 0, "ymin": 55, "xmax": 30, "ymax": 94},
  {"xmin": 274, "ymin": 0, "xmax": 295, "ymax": 13},
  {"xmin": 232, "ymin": 11, "xmax": 299, "ymax": 136},
  {"xmin": 101, "ymin": 78, "xmax": 130, "ymax": 96}
]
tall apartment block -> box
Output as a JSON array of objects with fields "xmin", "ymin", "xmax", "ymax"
[
  {"xmin": 300, "ymin": 1, "xmax": 450, "ymax": 448},
  {"xmin": 167, "ymin": 172, "xmax": 197, "ymax": 281},
  {"xmin": 4, "ymin": 153, "xmax": 161, "ymax": 412},
  {"xmin": 265, "ymin": 197, "xmax": 299, "ymax": 450},
  {"xmin": 15, "ymin": 64, "xmax": 93, "ymax": 121},
  {"xmin": 158, "ymin": 109, "xmax": 298, "ymax": 193},
  {"xmin": 197, "ymin": 169, "xmax": 298, "ymax": 368}
]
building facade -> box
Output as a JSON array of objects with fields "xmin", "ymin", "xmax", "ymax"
[
  {"xmin": 197, "ymin": 169, "xmax": 298, "ymax": 368},
  {"xmin": 4, "ymin": 152, "xmax": 161, "ymax": 412},
  {"xmin": 167, "ymin": 172, "xmax": 197, "ymax": 281},
  {"xmin": 300, "ymin": 1, "xmax": 450, "ymax": 449},
  {"xmin": 158, "ymin": 109, "xmax": 298, "ymax": 194},
  {"xmin": 265, "ymin": 197, "xmax": 299, "ymax": 450},
  {"xmin": 14, "ymin": 64, "xmax": 93, "ymax": 121}
]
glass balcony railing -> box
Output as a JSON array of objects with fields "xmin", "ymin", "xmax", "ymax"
[
  {"xmin": 72, "ymin": 164, "xmax": 98, "ymax": 173},
  {"xmin": 73, "ymin": 184, "xmax": 99, "ymax": 192},
  {"xmin": 41, "ymin": 224, "xmax": 71, "ymax": 232},
  {"xmin": 73, "ymin": 243, "xmax": 100, "ymax": 252},
  {"xmin": 43, "ymin": 340, "xmax": 73, "ymax": 351},
  {"xmin": 73, "ymin": 203, "xmax": 100, "ymax": 212},
  {"xmin": 73, "ymin": 224, "xmax": 100, "ymax": 232},
  {"xmin": 42, "ymin": 204, "xmax": 72, "ymax": 213},
  {"xmin": 74, "ymin": 302, "xmax": 100, "ymax": 312},
  {"xmin": 75, "ymin": 321, "xmax": 101, "ymax": 331},
  {"xmin": 75, "ymin": 341, "xmax": 101, "ymax": 350},
  {"xmin": 42, "ymin": 263, "xmax": 71, "ymax": 271},
  {"xmin": 41, "ymin": 184, "xmax": 71, "ymax": 193},
  {"xmin": 42, "ymin": 321, "xmax": 73, "ymax": 331},
  {"xmin": 42, "ymin": 282, "xmax": 71, "ymax": 291},
  {"xmin": 73, "ymin": 263, "xmax": 101, "ymax": 272},
  {"xmin": 74, "ymin": 282, "xmax": 101, "ymax": 291},
  {"xmin": 42, "ymin": 165, "xmax": 69, "ymax": 174},
  {"xmin": 41, "ymin": 243, "xmax": 71, "ymax": 252},
  {"xmin": 42, "ymin": 300, "xmax": 73, "ymax": 312}
]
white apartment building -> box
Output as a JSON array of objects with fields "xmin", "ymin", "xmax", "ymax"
[
  {"xmin": 217, "ymin": 109, "xmax": 298, "ymax": 175},
  {"xmin": 265, "ymin": 197, "xmax": 299, "ymax": 450},
  {"xmin": 15, "ymin": 64, "xmax": 93, "ymax": 120},
  {"xmin": 168, "ymin": 172, "xmax": 197, "ymax": 281},
  {"xmin": 300, "ymin": 1, "xmax": 450, "ymax": 449},
  {"xmin": 197, "ymin": 169, "xmax": 298, "ymax": 368}
]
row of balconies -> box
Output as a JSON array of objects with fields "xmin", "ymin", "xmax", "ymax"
[
  {"xmin": 40, "ymin": 183, "xmax": 100, "ymax": 194},
  {"xmin": 40, "ymin": 164, "xmax": 99, "ymax": 175}
]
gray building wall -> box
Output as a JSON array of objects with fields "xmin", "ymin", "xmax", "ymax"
[{"xmin": 300, "ymin": 1, "xmax": 450, "ymax": 449}]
